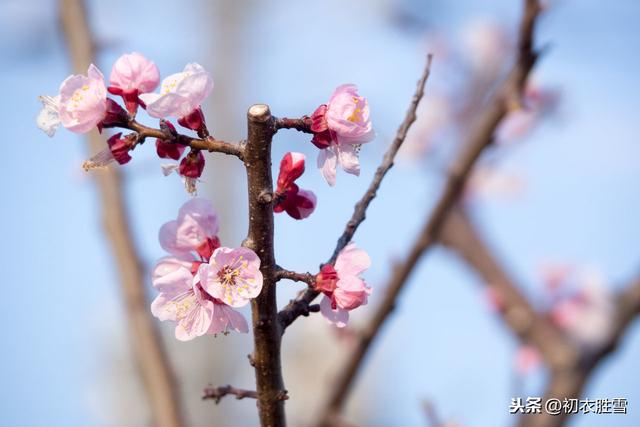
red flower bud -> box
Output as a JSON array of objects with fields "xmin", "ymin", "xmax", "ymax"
[
  {"xmin": 276, "ymin": 152, "xmax": 306, "ymax": 193},
  {"xmin": 107, "ymin": 132, "xmax": 134, "ymax": 165},
  {"xmin": 315, "ymin": 264, "xmax": 339, "ymax": 295},
  {"xmin": 310, "ymin": 104, "xmax": 335, "ymax": 149},
  {"xmin": 179, "ymin": 150, "xmax": 205, "ymax": 179},
  {"xmin": 178, "ymin": 107, "xmax": 208, "ymax": 137},
  {"xmin": 98, "ymin": 99, "xmax": 129, "ymax": 133}
]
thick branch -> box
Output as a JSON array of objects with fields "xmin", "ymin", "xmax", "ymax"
[
  {"xmin": 440, "ymin": 208, "xmax": 578, "ymax": 369},
  {"xmin": 440, "ymin": 211, "xmax": 640, "ymax": 427},
  {"xmin": 519, "ymin": 277, "xmax": 640, "ymax": 427},
  {"xmin": 278, "ymin": 54, "xmax": 434, "ymax": 330},
  {"xmin": 243, "ymin": 105, "xmax": 286, "ymax": 427},
  {"xmin": 202, "ymin": 385, "xmax": 259, "ymax": 404},
  {"xmin": 317, "ymin": 2, "xmax": 542, "ymax": 424},
  {"xmin": 59, "ymin": 2, "xmax": 184, "ymax": 427}
]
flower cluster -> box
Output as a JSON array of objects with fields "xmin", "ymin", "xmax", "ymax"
[
  {"xmin": 37, "ymin": 52, "xmax": 213, "ymax": 194},
  {"xmin": 38, "ymin": 52, "xmax": 379, "ymax": 338},
  {"xmin": 151, "ymin": 198, "xmax": 263, "ymax": 340},
  {"xmin": 273, "ymin": 152, "xmax": 316, "ymax": 220},
  {"xmin": 314, "ymin": 243, "xmax": 372, "ymax": 327}
]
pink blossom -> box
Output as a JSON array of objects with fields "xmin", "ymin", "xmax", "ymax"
[
  {"xmin": 108, "ymin": 52, "xmax": 160, "ymax": 115},
  {"xmin": 515, "ymin": 345, "xmax": 541, "ymax": 375},
  {"xmin": 38, "ymin": 64, "xmax": 108, "ymax": 135},
  {"xmin": 315, "ymin": 243, "xmax": 371, "ymax": 327},
  {"xmin": 198, "ymin": 247, "xmax": 263, "ymax": 308},
  {"xmin": 159, "ymin": 198, "xmax": 220, "ymax": 260},
  {"xmin": 461, "ymin": 19, "xmax": 511, "ymax": 73},
  {"xmin": 465, "ymin": 167, "xmax": 526, "ymax": 201},
  {"xmin": 549, "ymin": 269, "xmax": 614, "ymax": 347},
  {"xmin": 151, "ymin": 256, "xmax": 248, "ymax": 340},
  {"xmin": 311, "ymin": 85, "xmax": 374, "ymax": 186},
  {"xmin": 139, "ymin": 63, "xmax": 213, "ymax": 120}
]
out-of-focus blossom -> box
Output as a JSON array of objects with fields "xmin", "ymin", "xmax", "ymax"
[
  {"xmin": 274, "ymin": 152, "xmax": 316, "ymax": 220},
  {"xmin": 38, "ymin": 64, "xmax": 108, "ymax": 135},
  {"xmin": 315, "ymin": 243, "xmax": 371, "ymax": 327},
  {"xmin": 550, "ymin": 268, "xmax": 615, "ymax": 348},
  {"xmin": 151, "ymin": 256, "xmax": 248, "ymax": 341},
  {"xmin": 139, "ymin": 63, "xmax": 213, "ymax": 121},
  {"xmin": 198, "ymin": 247, "xmax": 263, "ymax": 308},
  {"xmin": 496, "ymin": 83, "xmax": 560, "ymax": 144},
  {"xmin": 537, "ymin": 261, "xmax": 572, "ymax": 293},
  {"xmin": 461, "ymin": 19, "xmax": 511, "ymax": 73},
  {"xmin": 466, "ymin": 167, "xmax": 526, "ymax": 201},
  {"xmin": 400, "ymin": 94, "xmax": 452, "ymax": 160},
  {"xmin": 108, "ymin": 52, "xmax": 160, "ymax": 115},
  {"xmin": 311, "ymin": 85, "xmax": 374, "ymax": 186},
  {"xmin": 483, "ymin": 286, "xmax": 506, "ymax": 312},
  {"xmin": 514, "ymin": 345, "xmax": 541, "ymax": 375}
]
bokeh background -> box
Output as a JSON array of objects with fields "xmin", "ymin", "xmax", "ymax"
[{"xmin": 2, "ymin": 0, "xmax": 639, "ymax": 426}]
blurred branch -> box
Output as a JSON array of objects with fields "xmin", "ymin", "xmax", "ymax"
[
  {"xmin": 316, "ymin": 2, "xmax": 542, "ymax": 425},
  {"xmin": 278, "ymin": 54, "xmax": 434, "ymax": 331},
  {"xmin": 440, "ymin": 209, "xmax": 578, "ymax": 369},
  {"xmin": 59, "ymin": 1, "xmax": 184, "ymax": 427},
  {"xmin": 202, "ymin": 385, "xmax": 260, "ymax": 403},
  {"xmin": 441, "ymin": 209, "xmax": 640, "ymax": 427}
]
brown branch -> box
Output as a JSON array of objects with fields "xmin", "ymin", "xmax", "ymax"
[
  {"xmin": 440, "ymin": 209, "xmax": 578, "ymax": 369},
  {"xmin": 124, "ymin": 119, "xmax": 244, "ymax": 159},
  {"xmin": 202, "ymin": 385, "xmax": 259, "ymax": 403},
  {"xmin": 316, "ymin": 2, "xmax": 543, "ymax": 424},
  {"xmin": 278, "ymin": 54, "xmax": 434, "ymax": 330},
  {"xmin": 441, "ymin": 209, "xmax": 640, "ymax": 427},
  {"xmin": 59, "ymin": 1, "xmax": 185, "ymax": 427},
  {"xmin": 242, "ymin": 105, "xmax": 287, "ymax": 426},
  {"xmin": 275, "ymin": 268, "xmax": 315, "ymax": 286},
  {"xmin": 274, "ymin": 116, "xmax": 313, "ymax": 133}
]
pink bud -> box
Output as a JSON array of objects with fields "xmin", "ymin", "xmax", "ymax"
[
  {"xmin": 179, "ymin": 150, "xmax": 205, "ymax": 179},
  {"xmin": 276, "ymin": 152, "xmax": 306, "ymax": 193},
  {"xmin": 109, "ymin": 52, "xmax": 160, "ymax": 115}
]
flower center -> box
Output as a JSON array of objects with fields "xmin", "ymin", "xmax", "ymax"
[
  {"xmin": 218, "ymin": 265, "xmax": 240, "ymax": 288},
  {"xmin": 347, "ymin": 97, "xmax": 365, "ymax": 123}
]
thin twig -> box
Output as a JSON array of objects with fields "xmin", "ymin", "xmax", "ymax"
[
  {"xmin": 59, "ymin": 1, "xmax": 184, "ymax": 427},
  {"xmin": 275, "ymin": 268, "xmax": 315, "ymax": 286},
  {"xmin": 202, "ymin": 385, "xmax": 259, "ymax": 403},
  {"xmin": 316, "ymin": 2, "xmax": 543, "ymax": 424},
  {"xmin": 274, "ymin": 117, "xmax": 313, "ymax": 133},
  {"xmin": 124, "ymin": 119, "xmax": 244, "ymax": 159},
  {"xmin": 278, "ymin": 54, "xmax": 434, "ymax": 330}
]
